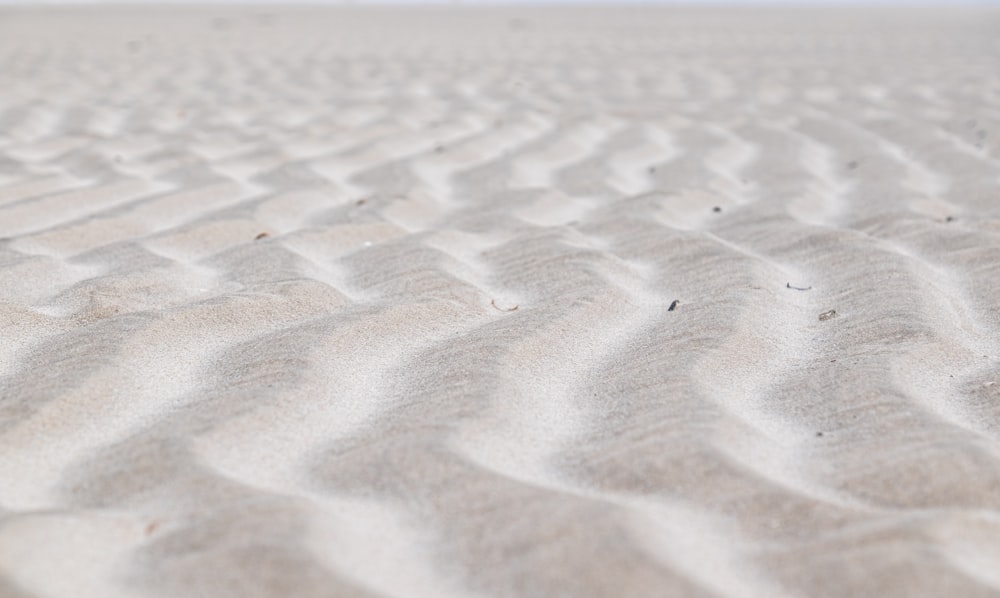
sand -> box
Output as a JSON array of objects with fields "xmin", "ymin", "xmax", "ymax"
[{"xmin": 1, "ymin": 5, "xmax": 1000, "ymax": 597}]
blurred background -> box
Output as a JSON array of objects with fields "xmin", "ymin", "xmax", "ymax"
[{"xmin": 1, "ymin": 0, "xmax": 997, "ymax": 5}]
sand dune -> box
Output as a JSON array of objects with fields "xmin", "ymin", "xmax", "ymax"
[{"xmin": 1, "ymin": 5, "xmax": 1000, "ymax": 597}]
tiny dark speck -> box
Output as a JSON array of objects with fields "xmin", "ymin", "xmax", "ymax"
[
  {"xmin": 668, "ymin": 299, "xmax": 679, "ymax": 311},
  {"xmin": 847, "ymin": 160, "xmax": 859, "ymax": 170},
  {"xmin": 712, "ymin": 206, "xmax": 721, "ymax": 213},
  {"xmin": 254, "ymin": 232, "xmax": 269, "ymax": 240},
  {"xmin": 816, "ymin": 432, "xmax": 824, "ymax": 437},
  {"xmin": 945, "ymin": 215, "xmax": 955, "ymax": 222}
]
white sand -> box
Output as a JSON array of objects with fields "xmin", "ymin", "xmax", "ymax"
[{"xmin": 1, "ymin": 5, "xmax": 1000, "ymax": 597}]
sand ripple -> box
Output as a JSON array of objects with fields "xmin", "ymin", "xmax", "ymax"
[{"xmin": 2, "ymin": 6, "xmax": 1000, "ymax": 597}]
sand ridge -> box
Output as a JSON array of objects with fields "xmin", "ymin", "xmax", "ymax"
[{"xmin": 1, "ymin": 6, "xmax": 1000, "ymax": 597}]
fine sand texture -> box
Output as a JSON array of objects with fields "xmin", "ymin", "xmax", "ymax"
[{"xmin": 2, "ymin": 5, "xmax": 1000, "ymax": 597}]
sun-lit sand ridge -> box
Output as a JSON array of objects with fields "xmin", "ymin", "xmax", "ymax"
[{"xmin": 1, "ymin": 5, "xmax": 1000, "ymax": 597}]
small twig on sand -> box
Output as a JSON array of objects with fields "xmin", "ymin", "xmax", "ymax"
[
  {"xmin": 254, "ymin": 232, "xmax": 269, "ymax": 240},
  {"xmin": 668, "ymin": 299, "xmax": 680, "ymax": 311},
  {"xmin": 491, "ymin": 299, "xmax": 518, "ymax": 312},
  {"xmin": 786, "ymin": 283, "xmax": 812, "ymax": 291}
]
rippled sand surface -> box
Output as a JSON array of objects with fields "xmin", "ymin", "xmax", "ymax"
[{"xmin": 2, "ymin": 6, "xmax": 1000, "ymax": 597}]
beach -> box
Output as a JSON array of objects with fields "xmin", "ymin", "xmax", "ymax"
[{"xmin": 1, "ymin": 5, "xmax": 1000, "ymax": 596}]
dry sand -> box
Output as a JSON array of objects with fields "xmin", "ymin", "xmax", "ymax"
[{"xmin": 1, "ymin": 5, "xmax": 1000, "ymax": 597}]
